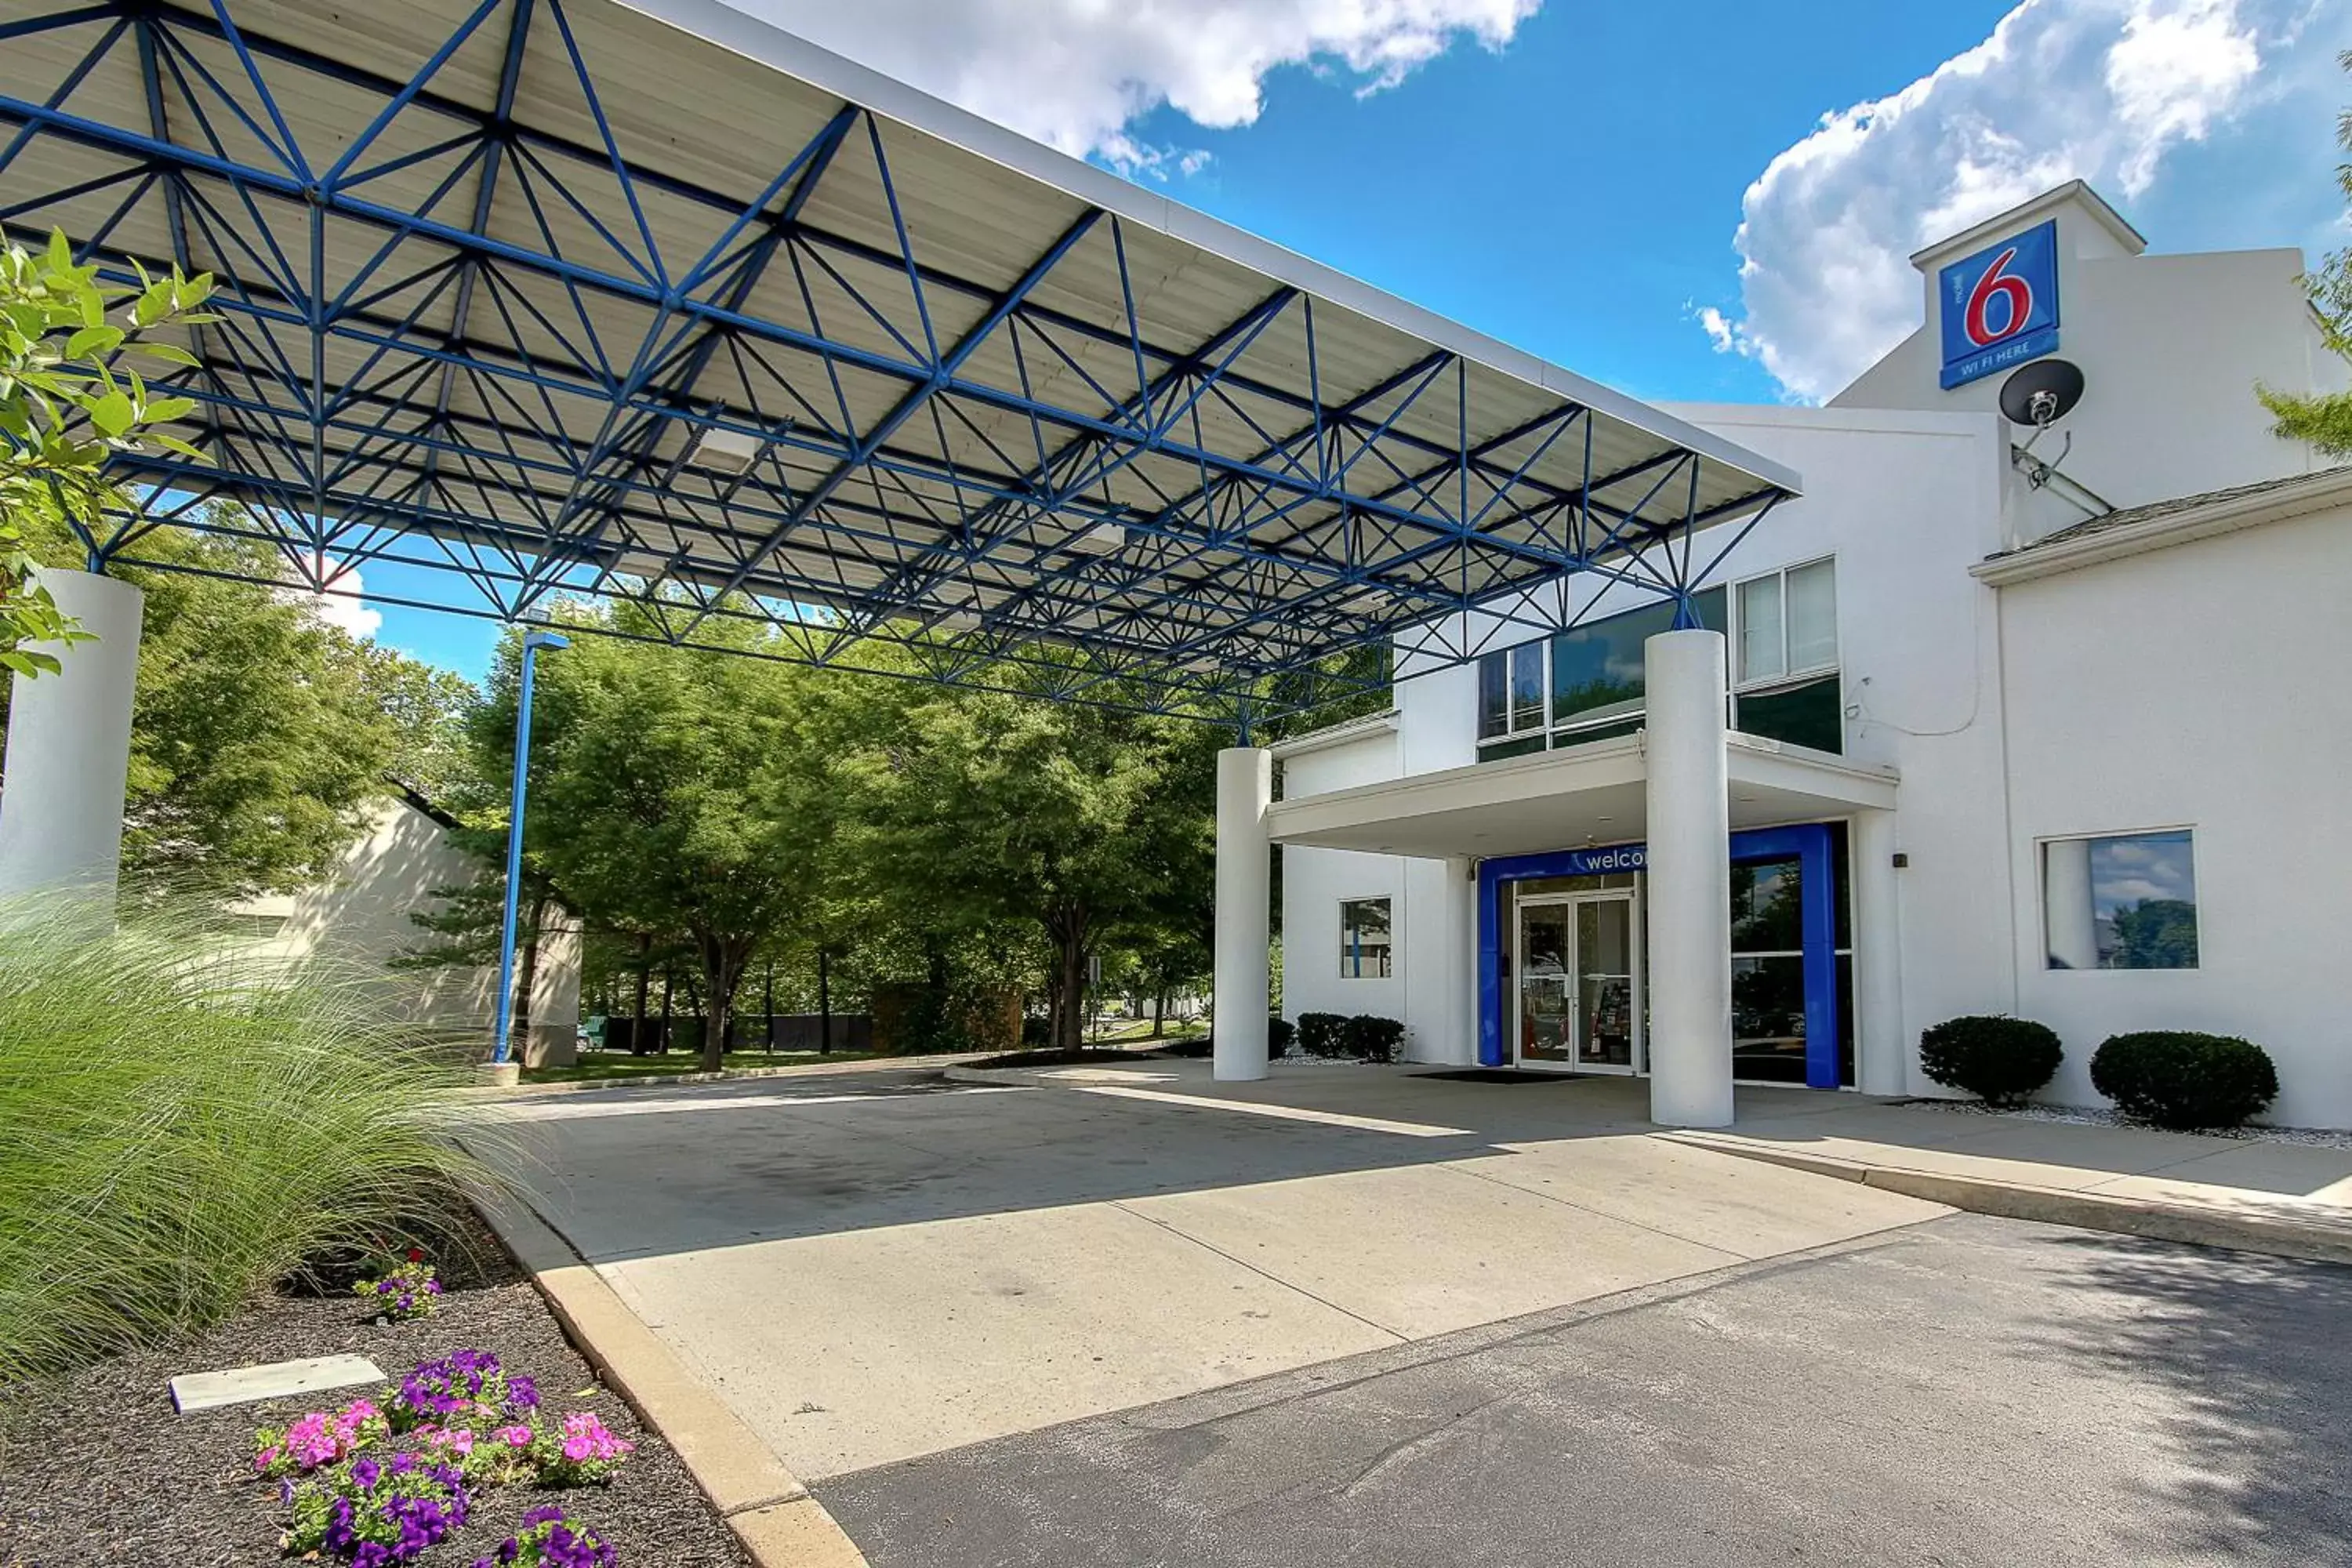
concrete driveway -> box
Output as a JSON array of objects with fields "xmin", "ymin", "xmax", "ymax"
[
  {"xmin": 818, "ymin": 1212, "xmax": 2352, "ymax": 1567},
  {"xmin": 492, "ymin": 1063, "xmax": 1943, "ymax": 1483}
]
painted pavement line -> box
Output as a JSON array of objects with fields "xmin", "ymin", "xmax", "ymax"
[{"xmin": 1070, "ymin": 1083, "xmax": 1476, "ymax": 1138}]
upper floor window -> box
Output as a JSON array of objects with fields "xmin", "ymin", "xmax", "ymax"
[
  {"xmin": 1731, "ymin": 558, "xmax": 1842, "ymax": 755},
  {"xmin": 1736, "ymin": 559, "xmax": 1838, "ymax": 686},
  {"xmin": 1474, "ymin": 588, "xmax": 1725, "ymax": 761}
]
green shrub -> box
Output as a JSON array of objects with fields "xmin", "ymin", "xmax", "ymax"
[
  {"xmin": 1269, "ymin": 1014, "xmax": 1296, "ymax": 1059},
  {"xmin": 1918, "ymin": 1015, "xmax": 2063, "ymax": 1106},
  {"xmin": 2090, "ymin": 1031, "xmax": 2278, "ymax": 1130},
  {"xmin": 1340, "ymin": 1014, "xmax": 1406, "ymax": 1064},
  {"xmin": 1296, "ymin": 1011, "xmax": 1348, "ymax": 1058},
  {"xmin": 0, "ymin": 905, "xmax": 493, "ymax": 1381}
]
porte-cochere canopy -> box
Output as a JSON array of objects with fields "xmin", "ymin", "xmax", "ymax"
[{"xmin": 0, "ymin": 0, "xmax": 1799, "ymax": 720}]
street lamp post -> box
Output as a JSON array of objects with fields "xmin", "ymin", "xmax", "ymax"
[{"xmin": 491, "ymin": 628, "xmax": 568, "ymax": 1065}]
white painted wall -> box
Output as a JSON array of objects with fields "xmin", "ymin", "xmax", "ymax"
[
  {"xmin": 1276, "ymin": 724, "xmax": 1416, "ymax": 1043},
  {"xmin": 1834, "ymin": 187, "xmax": 2347, "ymax": 546},
  {"xmin": 1996, "ymin": 506, "xmax": 2352, "ymax": 1127},
  {"xmin": 232, "ymin": 795, "xmax": 583, "ymax": 1066},
  {"xmin": 1279, "ymin": 183, "xmax": 2352, "ymax": 1118}
]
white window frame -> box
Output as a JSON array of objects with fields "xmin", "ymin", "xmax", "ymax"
[
  {"xmin": 1476, "ymin": 641, "xmax": 1550, "ymax": 746},
  {"xmin": 1731, "ymin": 556, "xmax": 1838, "ymax": 695},
  {"xmin": 1338, "ymin": 895, "xmax": 1395, "ymax": 980}
]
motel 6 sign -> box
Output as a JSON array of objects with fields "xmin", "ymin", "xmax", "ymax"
[{"xmin": 1938, "ymin": 219, "xmax": 2061, "ymax": 389}]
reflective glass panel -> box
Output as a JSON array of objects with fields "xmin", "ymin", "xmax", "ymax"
[
  {"xmin": 1788, "ymin": 560, "xmax": 1838, "ymax": 673},
  {"xmin": 2043, "ymin": 831, "xmax": 2198, "ymax": 971},
  {"xmin": 1738, "ymin": 574, "xmax": 1784, "ymax": 684}
]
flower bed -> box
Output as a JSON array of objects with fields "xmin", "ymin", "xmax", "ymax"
[{"xmin": 0, "ymin": 1211, "xmax": 750, "ymax": 1566}]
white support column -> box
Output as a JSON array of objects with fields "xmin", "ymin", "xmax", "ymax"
[
  {"xmin": 1853, "ymin": 807, "xmax": 1908, "ymax": 1095},
  {"xmin": 1643, "ymin": 629, "xmax": 1733, "ymax": 1128},
  {"xmin": 2042, "ymin": 837, "xmax": 2098, "ymax": 973},
  {"xmin": 0, "ymin": 568, "xmax": 143, "ymax": 903},
  {"xmin": 1213, "ymin": 746, "xmax": 1272, "ymax": 1081}
]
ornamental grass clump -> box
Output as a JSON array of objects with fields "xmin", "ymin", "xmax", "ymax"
[{"xmin": 0, "ymin": 901, "xmax": 497, "ymax": 1384}]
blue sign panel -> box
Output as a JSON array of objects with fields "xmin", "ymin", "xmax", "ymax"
[{"xmin": 1937, "ymin": 218, "xmax": 2060, "ymax": 390}]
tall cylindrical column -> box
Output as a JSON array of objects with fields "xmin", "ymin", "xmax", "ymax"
[
  {"xmin": 0, "ymin": 568, "xmax": 144, "ymax": 902},
  {"xmin": 1853, "ymin": 807, "xmax": 1907, "ymax": 1095},
  {"xmin": 1213, "ymin": 746, "xmax": 1272, "ymax": 1081},
  {"xmin": 1644, "ymin": 629, "xmax": 1733, "ymax": 1127},
  {"xmin": 2042, "ymin": 837, "xmax": 2098, "ymax": 971}
]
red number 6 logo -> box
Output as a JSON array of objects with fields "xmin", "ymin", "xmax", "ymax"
[{"xmin": 1965, "ymin": 246, "xmax": 2033, "ymax": 347}]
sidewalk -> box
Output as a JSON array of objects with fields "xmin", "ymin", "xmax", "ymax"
[{"xmin": 1664, "ymin": 1100, "xmax": 2352, "ymax": 1265}]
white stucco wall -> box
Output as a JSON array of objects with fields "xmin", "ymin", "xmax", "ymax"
[
  {"xmin": 1279, "ymin": 183, "xmax": 2352, "ymax": 1116},
  {"xmin": 234, "ymin": 796, "xmax": 582, "ymax": 1065},
  {"xmin": 1995, "ymin": 506, "xmax": 2352, "ymax": 1127},
  {"xmin": 1277, "ymin": 724, "xmax": 1415, "ymax": 1042},
  {"xmin": 1832, "ymin": 188, "xmax": 2347, "ymax": 546}
]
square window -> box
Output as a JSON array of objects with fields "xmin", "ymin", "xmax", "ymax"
[
  {"xmin": 1340, "ymin": 897, "xmax": 1392, "ymax": 978},
  {"xmin": 2043, "ymin": 831, "xmax": 2198, "ymax": 971}
]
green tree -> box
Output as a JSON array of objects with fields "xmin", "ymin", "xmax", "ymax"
[
  {"xmin": 2259, "ymin": 50, "xmax": 2352, "ymax": 454},
  {"xmin": 848, "ymin": 684, "xmax": 1215, "ymax": 1058},
  {"xmin": 2, "ymin": 230, "xmax": 212, "ymax": 672},
  {"xmin": 515, "ymin": 606, "xmax": 850, "ymax": 1072},
  {"xmin": 2, "ymin": 514, "xmax": 420, "ymax": 895}
]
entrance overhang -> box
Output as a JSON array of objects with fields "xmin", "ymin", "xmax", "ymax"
[{"xmin": 1265, "ymin": 733, "xmax": 1898, "ymax": 859}]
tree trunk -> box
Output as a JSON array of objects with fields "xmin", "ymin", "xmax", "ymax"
[
  {"xmin": 658, "ymin": 967, "xmax": 673, "ymax": 1054},
  {"xmin": 1152, "ymin": 983, "xmax": 1169, "ymax": 1040},
  {"xmin": 630, "ymin": 933, "xmax": 650, "ymax": 1055},
  {"xmin": 817, "ymin": 946, "xmax": 832, "ymax": 1054},
  {"xmin": 1046, "ymin": 905, "xmax": 1088, "ymax": 1062},
  {"xmin": 696, "ymin": 930, "xmax": 752, "ymax": 1074}
]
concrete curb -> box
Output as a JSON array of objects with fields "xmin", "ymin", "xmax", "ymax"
[
  {"xmin": 477, "ymin": 1193, "xmax": 869, "ymax": 1568},
  {"xmin": 457, "ymin": 1051, "xmax": 993, "ymax": 1100},
  {"xmin": 1661, "ymin": 1133, "xmax": 2352, "ymax": 1266}
]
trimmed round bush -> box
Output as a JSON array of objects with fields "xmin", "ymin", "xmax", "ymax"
[
  {"xmin": 1339, "ymin": 1014, "xmax": 1406, "ymax": 1064},
  {"xmin": 2090, "ymin": 1031, "xmax": 2278, "ymax": 1130},
  {"xmin": 1296, "ymin": 1011, "xmax": 1348, "ymax": 1059},
  {"xmin": 1918, "ymin": 1014, "xmax": 2062, "ymax": 1106}
]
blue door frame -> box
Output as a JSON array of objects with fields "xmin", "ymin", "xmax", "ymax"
[{"xmin": 1476, "ymin": 824, "xmax": 1842, "ymax": 1087}]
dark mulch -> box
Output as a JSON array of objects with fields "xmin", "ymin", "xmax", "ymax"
[{"xmin": 0, "ymin": 1208, "xmax": 752, "ymax": 1568}]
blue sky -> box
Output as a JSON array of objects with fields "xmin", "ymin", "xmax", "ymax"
[{"xmin": 365, "ymin": 0, "xmax": 2350, "ymax": 678}]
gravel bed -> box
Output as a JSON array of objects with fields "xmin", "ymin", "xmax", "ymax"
[
  {"xmin": 0, "ymin": 1211, "xmax": 753, "ymax": 1568},
  {"xmin": 1901, "ymin": 1097, "xmax": 2352, "ymax": 1149}
]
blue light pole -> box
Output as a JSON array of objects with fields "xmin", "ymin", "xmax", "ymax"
[{"xmin": 492, "ymin": 628, "xmax": 568, "ymax": 1065}]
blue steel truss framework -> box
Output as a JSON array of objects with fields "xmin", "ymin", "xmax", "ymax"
[{"xmin": 0, "ymin": 0, "xmax": 1795, "ymax": 726}]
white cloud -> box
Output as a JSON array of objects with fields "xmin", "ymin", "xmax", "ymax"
[
  {"xmin": 722, "ymin": 0, "xmax": 1537, "ymax": 174},
  {"xmin": 1700, "ymin": 0, "xmax": 2332, "ymax": 403},
  {"xmin": 290, "ymin": 561, "xmax": 383, "ymax": 641}
]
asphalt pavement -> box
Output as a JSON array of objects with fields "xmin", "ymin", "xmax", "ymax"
[{"xmin": 815, "ymin": 1212, "xmax": 2352, "ymax": 1567}]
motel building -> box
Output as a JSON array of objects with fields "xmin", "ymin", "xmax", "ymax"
[{"xmin": 1243, "ymin": 182, "xmax": 2352, "ymax": 1130}]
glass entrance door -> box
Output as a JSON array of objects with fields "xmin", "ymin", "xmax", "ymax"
[
  {"xmin": 1514, "ymin": 893, "xmax": 1640, "ymax": 1073},
  {"xmin": 1573, "ymin": 895, "xmax": 1637, "ymax": 1071}
]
